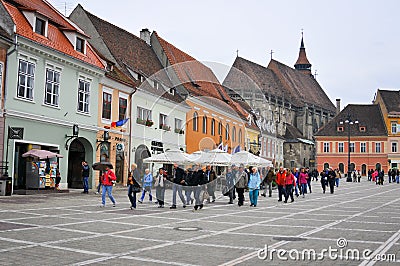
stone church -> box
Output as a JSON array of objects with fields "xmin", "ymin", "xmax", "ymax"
[{"xmin": 223, "ymin": 36, "xmax": 337, "ymax": 169}]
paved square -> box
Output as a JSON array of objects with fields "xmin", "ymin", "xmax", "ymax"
[{"xmin": 0, "ymin": 180, "xmax": 399, "ymax": 265}]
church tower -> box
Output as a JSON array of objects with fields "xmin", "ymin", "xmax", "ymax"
[{"xmin": 294, "ymin": 33, "xmax": 312, "ymax": 77}]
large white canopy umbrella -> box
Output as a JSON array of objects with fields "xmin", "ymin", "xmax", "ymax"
[
  {"xmin": 192, "ymin": 149, "xmax": 232, "ymax": 166},
  {"xmin": 142, "ymin": 149, "xmax": 191, "ymax": 164},
  {"xmin": 231, "ymin": 150, "xmax": 273, "ymax": 167}
]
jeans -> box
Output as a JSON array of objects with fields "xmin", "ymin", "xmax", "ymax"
[
  {"xmin": 277, "ymin": 185, "xmax": 284, "ymax": 201},
  {"xmin": 396, "ymin": 176, "xmax": 400, "ymax": 184},
  {"xmin": 207, "ymin": 183, "xmax": 216, "ymax": 201},
  {"xmin": 335, "ymin": 178, "xmax": 340, "ymax": 187},
  {"xmin": 284, "ymin": 184, "xmax": 294, "ymax": 202},
  {"xmin": 102, "ymin": 185, "xmax": 115, "ymax": 206},
  {"xmin": 307, "ymin": 179, "xmax": 312, "ymax": 193},
  {"xmin": 82, "ymin": 177, "xmax": 89, "ymax": 192},
  {"xmin": 127, "ymin": 185, "xmax": 137, "ymax": 208},
  {"xmin": 300, "ymin": 183, "xmax": 307, "ymax": 196},
  {"xmin": 321, "ymin": 178, "xmax": 327, "ymax": 193},
  {"xmin": 172, "ymin": 183, "xmax": 185, "ymax": 206},
  {"xmin": 328, "ymin": 179, "xmax": 335, "ymax": 193},
  {"xmin": 185, "ymin": 187, "xmax": 193, "ymax": 204},
  {"xmin": 140, "ymin": 187, "xmax": 152, "ymax": 201},
  {"xmin": 194, "ymin": 186, "xmax": 202, "ymax": 206},
  {"xmin": 249, "ymin": 189, "xmax": 259, "ymax": 206}
]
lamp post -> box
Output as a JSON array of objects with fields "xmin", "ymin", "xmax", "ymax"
[{"xmin": 339, "ymin": 114, "xmax": 358, "ymax": 182}]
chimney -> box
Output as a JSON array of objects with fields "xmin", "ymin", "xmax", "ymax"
[
  {"xmin": 336, "ymin": 99, "xmax": 341, "ymax": 115},
  {"xmin": 140, "ymin": 28, "xmax": 151, "ymax": 45}
]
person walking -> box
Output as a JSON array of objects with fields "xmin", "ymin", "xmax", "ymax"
[
  {"xmin": 248, "ymin": 167, "xmax": 261, "ymax": 207},
  {"xmin": 184, "ymin": 167, "xmax": 194, "ymax": 206},
  {"xmin": 261, "ymin": 166, "xmax": 275, "ymax": 197},
  {"xmin": 320, "ymin": 169, "xmax": 327, "ymax": 193},
  {"xmin": 284, "ymin": 169, "xmax": 296, "ymax": 203},
  {"xmin": 170, "ymin": 163, "xmax": 186, "ymax": 209},
  {"xmin": 81, "ymin": 161, "xmax": 90, "ymax": 194},
  {"xmin": 226, "ymin": 167, "xmax": 235, "ymax": 204},
  {"xmin": 100, "ymin": 165, "xmax": 116, "ymax": 207},
  {"xmin": 235, "ymin": 165, "xmax": 248, "ymax": 207},
  {"xmin": 127, "ymin": 163, "xmax": 140, "ymax": 210},
  {"xmin": 276, "ymin": 167, "xmax": 286, "ymax": 202},
  {"xmin": 154, "ymin": 168, "xmax": 166, "ymax": 208},
  {"xmin": 293, "ymin": 168, "xmax": 300, "ymax": 197},
  {"xmin": 327, "ymin": 167, "xmax": 337, "ymax": 194},
  {"xmin": 335, "ymin": 168, "xmax": 341, "ymax": 187},
  {"xmin": 205, "ymin": 165, "xmax": 217, "ymax": 203},
  {"xmin": 55, "ymin": 169, "xmax": 61, "ymax": 190},
  {"xmin": 298, "ymin": 168, "xmax": 309, "ymax": 198},
  {"xmin": 138, "ymin": 169, "xmax": 153, "ymax": 203},
  {"xmin": 305, "ymin": 167, "xmax": 312, "ymax": 193},
  {"xmin": 193, "ymin": 164, "xmax": 207, "ymax": 211}
]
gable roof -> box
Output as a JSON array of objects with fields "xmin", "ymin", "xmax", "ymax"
[
  {"xmin": 72, "ymin": 6, "xmax": 185, "ymax": 104},
  {"xmin": 224, "ymin": 56, "xmax": 336, "ymax": 113},
  {"xmin": 376, "ymin": 89, "xmax": 400, "ymax": 114},
  {"xmin": 2, "ymin": 0, "xmax": 104, "ymax": 69},
  {"xmin": 153, "ymin": 31, "xmax": 250, "ymax": 119},
  {"xmin": 315, "ymin": 104, "xmax": 387, "ymax": 137}
]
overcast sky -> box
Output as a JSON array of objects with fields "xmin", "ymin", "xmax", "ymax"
[{"xmin": 49, "ymin": 0, "xmax": 400, "ymax": 109}]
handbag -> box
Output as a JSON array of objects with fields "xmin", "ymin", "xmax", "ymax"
[
  {"xmin": 222, "ymin": 186, "xmax": 230, "ymax": 196},
  {"xmin": 200, "ymin": 190, "xmax": 209, "ymax": 202}
]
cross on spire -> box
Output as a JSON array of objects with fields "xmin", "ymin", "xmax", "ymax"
[
  {"xmin": 314, "ymin": 70, "xmax": 318, "ymax": 79},
  {"xmin": 236, "ymin": 49, "xmax": 239, "ymax": 57},
  {"xmin": 270, "ymin": 49, "xmax": 274, "ymax": 60}
]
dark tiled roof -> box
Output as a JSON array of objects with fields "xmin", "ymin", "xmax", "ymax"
[
  {"xmin": 224, "ymin": 57, "xmax": 336, "ymax": 113},
  {"xmin": 284, "ymin": 123, "xmax": 304, "ymax": 139},
  {"xmin": 153, "ymin": 31, "xmax": 249, "ymax": 119},
  {"xmin": 0, "ymin": 25, "xmax": 12, "ymax": 41},
  {"xmin": 315, "ymin": 104, "xmax": 387, "ymax": 137},
  {"xmin": 78, "ymin": 8, "xmax": 184, "ymax": 104},
  {"xmin": 295, "ymin": 38, "xmax": 311, "ymax": 66},
  {"xmin": 377, "ymin": 89, "xmax": 400, "ymax": 114},
  {"xmin": 268, "ymin": 59, "xmax": 336, "ymax": 112}
]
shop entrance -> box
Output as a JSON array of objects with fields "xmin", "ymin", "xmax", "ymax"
[{"xmin": 67, "ymin": 139, "xmax": 85, "ymax": 188}]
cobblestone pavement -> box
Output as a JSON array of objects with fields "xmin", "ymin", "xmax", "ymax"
[{"xmin": 0, "ymin": 179, "xmax": 399, "ymax": 266}]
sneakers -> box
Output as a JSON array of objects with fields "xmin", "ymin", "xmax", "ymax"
[
  {"xmin": 112, "ymin": 203, "xmax": 116, "ymax": 207},
  {"xmin": 261, "ymin": 193, "xmax": 266, "ymax": 197},
  {"xmin": 95, "ymin": 192, "xmax": 99, "ymax": 195},
  {"xmin": 170, "ymin": 205, "xmax": 177, "ymax": 209},
  {"xmin": 138, "ymin": 200, "xmax": 143, "ymax": 203}
]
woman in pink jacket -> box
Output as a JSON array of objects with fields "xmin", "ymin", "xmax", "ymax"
[{"xmin": 298, "ymin": 168, "xmax": 309, "ymax": 198}]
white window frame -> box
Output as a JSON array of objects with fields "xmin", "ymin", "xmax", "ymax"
[
  {"xmin": 392, "ymin": 123, "xmax": 397, "ymax": 134},
  {"xmin": 118, "ymin": 92, "xmax": 128, "ymax": 122},
  {"xmin": 360, "ymin": 142, "xmax": 366, "ymax": 153},
  {"xmin": 101, "ymin": 87, "xmax": 113, "ymax": 122},
  {"xmin": 75, "ymin": 36, "xmax": 86, "ymax": 54},
  {"xmin": 17, "ymin": 59, "xmax": 35, "ymax": 101},
  {"xmin": 77, "ymin": 77, "xmax": 91, "ymax": 114},
  {"xmin": 392, "ymin": 142, "xmax": 398, "ymax": 153},
  {"xmin": 338, "ymin": 142, "xmax": 344, "ymax": 153},
  {"xmin": 323, "ymin": 142, "xmax": 330, "ymax": 153},
  {"xmin": 375, "ymin": 142, "xmax": 381, "ymax": 153},
  {"xmin": 137, "ymin": 106, "xmax": 152, "ymax": 121},
  {"xmin": 43, "ymin": 68, "xmax": 61, "ymax": 107},
  {"xmin": 175, "ymin": 118, "xmax": 183, "ymax": 132},
  {"xmin": 34, "ymin": 16, "xmax": 48, "ymax": 37},
  {"xmin": 349, "ymin": 142, "xmax": 355, "ymax": 153},
  {"xmin": 159, "ymin": 113, "xmax": 168, "ymax": 129}
]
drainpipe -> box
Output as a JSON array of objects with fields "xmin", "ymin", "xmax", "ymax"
[{"xmin": 127, "ymin": 86, "xmax": 137, "ymax": 170}]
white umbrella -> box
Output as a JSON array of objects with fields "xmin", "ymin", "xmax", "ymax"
[
  {"xmin": 142, "ymin": 149, "xmax": 191, "ymax": 164},
  {"xmin": 22, "ymin": 149, "xmax": 63, "ymax": 159},
  {"xmin": 231, "ymin": 150, "xmax": 272, "ymax": 167},
  {"xmin": 192, "ymin": 149, "xmax": 232, "ymax": 166}
]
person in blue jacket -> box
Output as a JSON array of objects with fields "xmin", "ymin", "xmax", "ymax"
[
  {"xmin": 138, "ymin": 168, "xmax": 153, "ymax": 203},
  {"xmin": 248, "ymin": 166, "xmax": 261, "ymax": 207}
]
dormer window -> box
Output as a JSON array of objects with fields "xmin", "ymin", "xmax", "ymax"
[
  {"xmin": 76, "ymin": 37, "xmax": 85, "ymax": 53},
  {"xmin": 34, "ymin": 17, "xmax": 47, "ymax": 36},
  {"xmin": 359, "ymin": 126, "xmax": 366, "ymax": 132},
  {"xmin": 337, "ymin": 126, "xmax": 344, "ymax": 132}
]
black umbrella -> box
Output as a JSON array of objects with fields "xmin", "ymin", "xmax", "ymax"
[{"xmin": 92, "ymin": 162, "xmax": 113, "ymax": 171}]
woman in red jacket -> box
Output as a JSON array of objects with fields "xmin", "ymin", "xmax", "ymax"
[
  {"xmin": 276, "ymin": 167, "xmax": 286, "ymax": 202},
  {"xmin": 101, "ymin": 166, "xmax": 117, "ymax": 207},
  {"xmin": 298, "ymin": 168, "xmax": 309, "ymax": 198},
  {"xmin": 284, "ymin": 169, "xmax": 296, "ymax": 203}
]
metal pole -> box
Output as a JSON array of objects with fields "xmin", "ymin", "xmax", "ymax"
[{"xmin": 347, "ymin": 122, "xmax": 352, "ymax": 182}]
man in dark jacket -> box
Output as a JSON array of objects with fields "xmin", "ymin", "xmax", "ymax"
[
  {"xmin": 205, "ymin": 165, "xmax": 216, "ymax": 203},
  {"xmin": 170, "ymin": 163, "xmax": 186, "ymax": 209},
  {"xmin": 261, "ymin": 167, "xmax": 275, "ymax": 197},
  {"xmin": 193, "ymin": 165, "xmax": 207, "ymax": 211},
  {"xmin": 81, "ymin": 161, "xmax": 90, "ymax": 194},
  {"xmin": 327, "ymin": 168, "xmax": 336, "ymax": 194}
]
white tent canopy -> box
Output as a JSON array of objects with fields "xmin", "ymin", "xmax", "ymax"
[
  {"xmin": 192, "ymin": 149, "xmax": 232, "ymax": 166},
  {"xmin": 231, "ymin": 150, "xmax": 273, "ymax": 167},
  {"xmin": 142, "ymin": 149, "xmax": 191, "ymax": 164}
]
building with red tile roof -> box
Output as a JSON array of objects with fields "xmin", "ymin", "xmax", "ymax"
[{"xmin": 0, "ymin": 0, "xmax": 107, "ymax": 192}]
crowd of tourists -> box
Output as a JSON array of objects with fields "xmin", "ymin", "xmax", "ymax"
[{"xmin": 90, "ymin": 162, "xmax": 399, "ymax": 209}]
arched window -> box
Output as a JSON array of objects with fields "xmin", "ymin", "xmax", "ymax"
[
  {"xmin": 211, "ymin": 119, "xmax": 215, "ymax": 136},
  {"xmin": 339, "ymin": 163, "xmax": 344, "ymax": 174},
  {"xmin": 323, "ymin": 163, "xmax": 329, "ymax": 170},
  {"xmin": 193, "ymin": 112, "xmax": 198, "ymax": 131},
  {"xmin": 238, "ymin": 129, "xmax": 242, "ymax": 144},
  {"xmin": 225, "ymin": 124, "xmax": 230, "ymax": 140},
  {"xmin": 202, "ymin": 115, "xmax": 207, "ymax": 134},
  {"xmin": 232, "ymin": 126, "xmax": 236, "ymax": 142},
  {"xmin": 218, "ymin": 121, "xmax": 222, "ymax": 135}
]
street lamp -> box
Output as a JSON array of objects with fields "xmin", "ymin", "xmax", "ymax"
[{"xmin": 339, "ymin": 114, "xmax": 359, "ymax": 182}]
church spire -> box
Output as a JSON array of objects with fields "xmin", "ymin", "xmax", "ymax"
[{"xmin": 294, "ymin": 32, "xmax": 312, "ymax": 76}]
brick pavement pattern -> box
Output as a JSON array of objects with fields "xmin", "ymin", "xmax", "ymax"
[{"xmin": 0, "ymin": 180, "xmax": 399, "ymax": 265}]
